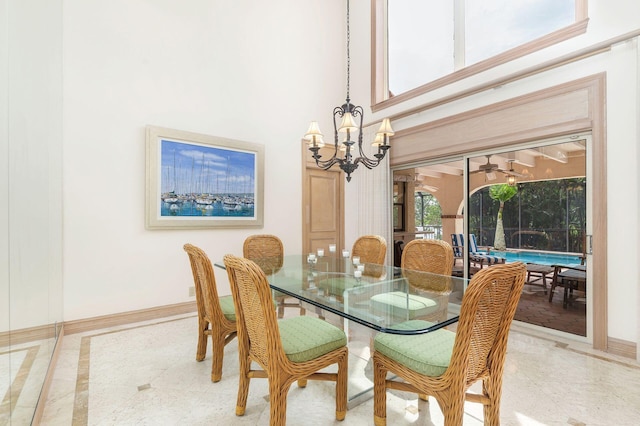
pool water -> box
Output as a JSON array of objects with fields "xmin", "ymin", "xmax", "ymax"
[{"xmin": 490, "ymin": 250, "xmax": 583, "ymax": 266}]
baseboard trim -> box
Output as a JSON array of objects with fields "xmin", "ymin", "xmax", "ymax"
[
  {"xmin": 0, "ymin": 323, "xmax": 59, "ymax": 347},
  {"xmin": 63, "ymin": 301, "xmax": 197, "ymax": 335},
  {"xmin": 607, "ymin": 336, "xmax": 637, "ymax": 359}
]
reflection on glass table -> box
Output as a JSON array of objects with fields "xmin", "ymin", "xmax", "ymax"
[{"xmin": 268, "ymin": 255, "xmax": 467, "ymax": 333}]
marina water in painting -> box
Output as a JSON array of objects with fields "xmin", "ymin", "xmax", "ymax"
[{"xmin": 159, "ymin": 139, "xmax": 256, "ymax": 218}]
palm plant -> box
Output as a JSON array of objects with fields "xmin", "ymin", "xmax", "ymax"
[{"xmin": 489, "ymin": 184, "xmax": 518, "ymax": 251}]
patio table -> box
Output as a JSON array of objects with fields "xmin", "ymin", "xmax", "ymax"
[{"xmin": 525, "ymin": 263, "xmax": 555, "ymax": 294}]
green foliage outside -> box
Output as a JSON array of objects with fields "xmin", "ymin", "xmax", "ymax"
[
  {"xmin": 415, "ymin": 192, "xmax": 442, "ymax": 227},
  {"xmin": 411, "ymin": 178, "xmax": 586, "ymax": 253},
  {"xmin": 469, "ymin": 178, "xmax": 586, "ymax": 253}
]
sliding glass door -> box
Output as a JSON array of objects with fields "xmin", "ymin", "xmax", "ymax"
[{"xmin": 392, "ymin": 136, "xmax": 590, "ymax": 337}]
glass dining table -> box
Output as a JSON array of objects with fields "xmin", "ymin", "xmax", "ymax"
[{"xmin": 216, "ymin": 254, "xmax": 469, "ymax": 407}]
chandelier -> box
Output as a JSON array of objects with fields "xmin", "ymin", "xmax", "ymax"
[{"xmin": 303, "ymin": 0, "xmax": 394, "ymax": 182}]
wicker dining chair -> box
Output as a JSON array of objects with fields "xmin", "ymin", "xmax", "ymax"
[
  {"xmin": 183, "ymin": 244, "xmax": 237, "ymax": 382},
  {"xmin": 223, "ymin": 254, "xmax": 349, "ymax": 425},
  {"xmin": 370, "ymin": 239, "xmax": 454, "ymax": 322},
  {"xmin": 373, "ymin": 261, "xmax": 526, "ymax": 426},
  {"xmin": 352, "ymin": 234, "xmax": 387, "ymax": 264},
  {"xmin": 352, "ymin": 235, "xmax": 387, "ymax": 278},
  {"xmin": 243, "ymin": 234, "xmax": 304, "ymax": 318}
]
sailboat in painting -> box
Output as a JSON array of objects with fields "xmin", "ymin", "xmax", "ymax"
[{"xmin": 159, "ymin": 139, "xmax": 256, "ymax": 218}]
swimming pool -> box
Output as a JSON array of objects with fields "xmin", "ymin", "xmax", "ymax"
[{"xmin": 489, "ymin": 250, "xmax": 583, "ymax": 266}]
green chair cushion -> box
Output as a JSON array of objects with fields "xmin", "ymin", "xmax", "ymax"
[
  {"xmin": 370, "ymin": 292, "xmax": 438, "ymax": 319},
  {"xmin": 319, "ymin": 276, "xmax": 360, "ymax": 295},
  {"xmin": 374, "ymin": 319, "xmax": 455, "ymax": 377},
  {"xmin": 270, "ymin": 276, "xmax": 302, "ymax": 300},
  {"xmin": 279, "ymin": 316, "xmax": 347, "ymax": 363},
  {"xmin": 270, "ymin": 275, "xmax": 303, "ymax": 291},
  {"xmin": 219, "ymin": 295, "xmax": 236, "ymax": 321}
]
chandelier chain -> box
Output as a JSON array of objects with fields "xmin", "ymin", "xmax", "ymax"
[{"xmin": 346, "ymin": 0, "xmax": 350, "ymax": 102}]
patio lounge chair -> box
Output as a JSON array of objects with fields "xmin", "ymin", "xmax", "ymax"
[{"xmin": 451, "ymin": 234, "xmax": 505, "ymax": 269}]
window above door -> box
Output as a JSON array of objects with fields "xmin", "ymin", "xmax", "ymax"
[{"xmin": 372, "ymin": 0, "xmax": 588, "ymax": 109}]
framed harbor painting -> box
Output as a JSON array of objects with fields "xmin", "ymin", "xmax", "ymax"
[{"xmin": 145, "ymin": 126, "xmax": 264, "ymax": 229}]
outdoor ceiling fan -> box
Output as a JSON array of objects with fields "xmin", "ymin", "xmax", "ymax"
[
  {"xmin": 471, "ymin": 155, "xmax": 525, "ymax": 180},
  {"xmin": 393, "ymin": 173, "xmax": 439, "ymax": 192}
]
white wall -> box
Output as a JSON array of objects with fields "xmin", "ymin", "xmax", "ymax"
[
  {"xmin": 62, "ymin": 0, "xmax": 344, "ymax": 320},
  {"xmin": 1, "ymin": 0, "xmax": 9, "ymax": 333},
  {"xmin": 1, "ymin": 0, "xmax": 63, "ymax": 332},
  {"xmin": 637, "ymin": 36, "xmax": 640, "ymax": 361}
]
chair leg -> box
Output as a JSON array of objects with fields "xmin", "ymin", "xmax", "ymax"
[
  {"xmin": 196, "ymin": 319, "xmax": 209, "ymax": 362},
  {"xmin": 548, "ymin": 283, "xmax": 556, "ymax": 303},
  {"xmin": 440, "ymin": 394, "xmax": 465, "ymax": 426},
  {"xmin": 373, "ymin": 355, "xmax": 387, "ymax": 426},
  {"xmin": 210, "ymin": 333, "xmax": 224, "ymax": 382},
  {"xmin": 269, "ymin": 378, "xmax": 290, "ymax": 426},
  {"xmin": 235, "ymin": 353, "xmax": 251, "ymax": 416},
  {"xmin": 335, "ymin": 351, "xmax": 348, "ymax": 421},
  {"xmin": 482, "ymin": 379, "xmax": 502, "ymax": 426},
  {"xmin": 483, "ymin": 405, "xmax": 501, "ymax": 426}
]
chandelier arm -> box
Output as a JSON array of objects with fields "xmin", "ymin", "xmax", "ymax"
[
  {"xmin": 312, "ymin": 141, "xmax": 343, "ymax": 169},
  {"xmin": 355, "ymin": 143, "xmax": 378, "ymax": 166},
  {"xmin": 314, "ymin": 156, "xmax": 340, "ymax": 170},
  {"xmin": 352, "ymin": 105, "xmax": 382, "ymax": 167},
  {"xmin": 357, "ymin": 136, "xmax": 390, "ymax": 168},
  {"xmin": 355, "ymin": 155, "xmax": 383, "ymax": 169},
  {"xmin": 353, "ymin": 157, "xmax": 375, "ymax": 170}
]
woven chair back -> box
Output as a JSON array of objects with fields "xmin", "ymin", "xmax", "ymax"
[
  {"xmin": 243, "ymin": 234, "xmax": 284, "ymax": 275},
  {"xmin": 450, "ymin": 261, "xmax": 526, "ymax": 384},
  {"xmin": 184, "ymin": 244, "xmax": 225, "ymax": 323},
  {"xmin": 401, "ymin": 239, "xmax": 454, "ymax": 294},
  {"xmin": 352, "ymin": 235, "xmax": 387, "ymax": 264},
  {"xmin": 224, "ymin": 254, "xmax": 283, "ymax": 369}
]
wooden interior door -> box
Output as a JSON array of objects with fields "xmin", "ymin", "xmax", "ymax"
[{"xmin": 302, "ymin": 164, "xmax": 344, "ymax": 255}]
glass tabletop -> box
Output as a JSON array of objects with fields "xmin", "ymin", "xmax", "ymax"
[
  {"xmin": 218, "ymin": 254, "xmax": 469, "ymax": 335},
  {"xmin": 216, "ymin": 253, "xmax": 469, "ymax": 407}
]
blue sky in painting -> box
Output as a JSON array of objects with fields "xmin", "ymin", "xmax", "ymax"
[{"xmin": 160, "ymin": 139, "xmax": 255, "ymax": 195}]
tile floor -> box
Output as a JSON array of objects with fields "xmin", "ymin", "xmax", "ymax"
[
  {"xmin": 1, "ymin": 337, "xmax": 57, "ymax": 425},
  {"xmin": 40, "ymin": 312, "xmax": 640, "ymax": 426}
]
